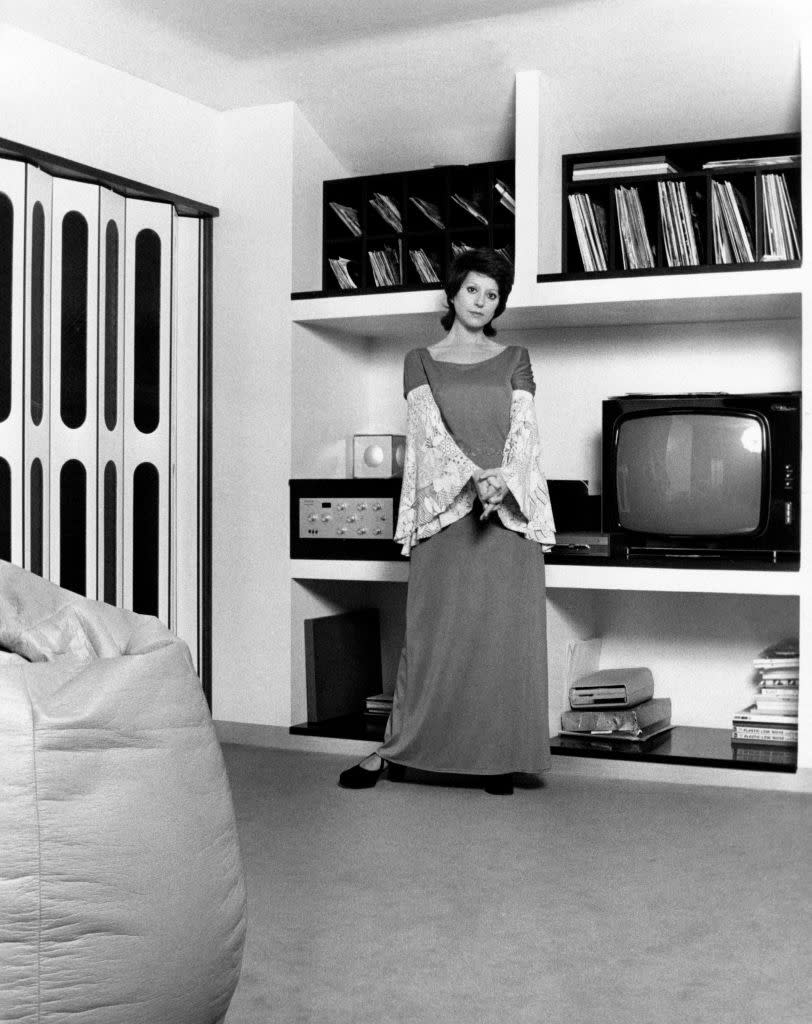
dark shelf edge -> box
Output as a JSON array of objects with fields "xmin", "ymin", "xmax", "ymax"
[
  {"xmin": 538, "ymin": 261, "xmax": 801, "ymax": 284},
  {"xmin": 288, "ymin": 721, "xmax": 797, "ymax": 773}
]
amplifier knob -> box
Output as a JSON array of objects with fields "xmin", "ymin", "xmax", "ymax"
[
  {"xmin": 307, "ymin": 514, "xmax": 318, "ymax": 522},
  {"xmin": 337, "ymin": 528, "xmax": 348, "ymax": 536},
  {"xmin": 357, "ymin": 528, "xmax": 367, "ymax": 535}
]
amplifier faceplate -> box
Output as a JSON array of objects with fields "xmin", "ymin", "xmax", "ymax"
[{"xmin": 298, "ymin": 496, "xmax": 394, "ymax": 540}]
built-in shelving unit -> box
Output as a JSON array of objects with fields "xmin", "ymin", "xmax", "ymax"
[
  {"xmin": 309, "ymin": 159, "xmax": 514, "ymax": 297},
  {"xmin": 288, "ymin": 69, "xmax": 810, "ymax": 787},
  {"xmin": 559, "ymin": 132, "xmax": 801, "ymax": 278}
]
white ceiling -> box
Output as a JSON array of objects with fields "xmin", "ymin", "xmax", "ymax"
[{"xmin": 2, "ymin": 0, "xmax": 809, "ymax": 173}]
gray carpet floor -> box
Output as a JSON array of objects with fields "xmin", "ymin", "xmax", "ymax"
[{"xmin": 221, "ymin": 744, "xmax": 812, "ymax": 1024}]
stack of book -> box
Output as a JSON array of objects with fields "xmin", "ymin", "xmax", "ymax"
[
  {"xmin": 560, "ymin": 666, "xmax": 672, "ymax": 744},
  {"xmin": 568, "ymin": 193, "xmax": 608, "ymax": 271},
  {"xmin": 451, "ymin": 192, "xmax": 488, "ymax": 226},
  {"xmin": 328, "ymin": 256, "xmax": 357, "ymax": 290},
  {"xmin": 614, "ymin": 185, "xmax": 655, "ymax": 269},
  {"xmin": 572, "ymin": 154, "xmax": 680, "ymax": 181},
  {"xmin": 409, "ymin": 248, "xmax": 441, "ymax": 283},
  {"xmin": 368, "ymin": 246, "xmax": 401, "ymax": 287},
  {"xmin": 494, "ymin": 178, "xmax": 515, "ymax": 214},
  {"xmin": 658, "ymin": 179, "xmax": 701, "ymax": 266},
  {"xmin": 369, "ymin": 192, "xmax": 403, "ymax": 232},
  {"xmin": 363, "ymin": 693, "xmax": 393, "ymax": 736},
  {"xmin": 761, "ymin": 173, "xmax": 800, "ymax": 261},
  {"xmin": 710, "ymin": 179, "xmax": 754, "ymax": 263},
  {"xmin": 409, "ymin": 196, "xmax": 444, "ymax": 229},
  {"xmin": 731, "ymin": 639, "xmax": 799, "ymax": 752},
  {"xmin": 328, "ymin": 201, "xmax": 361, "ymax": 236}
]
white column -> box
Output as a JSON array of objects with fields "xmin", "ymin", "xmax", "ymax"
[
  {"xmin": 123, "ymin": 198, "xmax": 173, "ymax": 623},
  {"xmin": 49, "ymin": 178, "xmax": 100, "ymax": 597},
  {"xmin": 0, "ymin": 158, "xmax": 26, "ymax": 566},
  {"xmin": 97, "ymin": 188, "xmax": 126, "ymax": 605},
  {"xmin": 172, "ymin": 213, "xmax": 201, "ymax": 667},
  {"xmin": 23, "ymin": 165, "xmax": 52, "ymax": 579}
]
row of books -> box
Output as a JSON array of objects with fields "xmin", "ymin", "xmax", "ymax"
[
  {"xmin": 571, "ymin": 151, "xmax": 799, "ymax": 183},
  {"xmin": 731, "ymin": 639, "xmax": 799, "ymax": 751},
  {"xmin": 569, "ymin": 171, "xmax": 799, "ymax": 271},
  {"xmin": 328, "ymin": 182, "xmax": 516, "ymax": 238},
  {"xmin": 363, "ymin": 692, "xmax": 393, "ymax": 734}
]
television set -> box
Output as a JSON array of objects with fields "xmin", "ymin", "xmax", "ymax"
[{"xmin": 602, "ymin": 392, "xmax": 801, "ymax": 565}]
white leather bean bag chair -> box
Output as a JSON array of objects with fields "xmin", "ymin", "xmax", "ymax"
[{"xmin": 0, "ymin": 561, "xmax": 246, "ymax": 1024}]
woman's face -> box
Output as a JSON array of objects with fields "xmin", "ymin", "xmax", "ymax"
[{"xmin": 451, "ymin": 271, "xmax": 500, "ymax": 330}]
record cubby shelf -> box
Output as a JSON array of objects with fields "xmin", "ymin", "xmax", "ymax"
[
  {"xmin": 303, "ymin": 159, "xmax": 515, "ymax": 298},
  {"xmin": 547, "ymin": 132, "xmax": 801, "ymax": 281}
]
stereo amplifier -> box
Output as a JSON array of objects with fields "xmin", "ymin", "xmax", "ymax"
[{"xmin": 290, "ymin": 479, "xmax": 405, "ymax": 560}]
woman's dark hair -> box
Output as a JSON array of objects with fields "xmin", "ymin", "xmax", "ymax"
[{"xmin": 440, "ymin": 248, "xmax": 514, "ymax": 337}]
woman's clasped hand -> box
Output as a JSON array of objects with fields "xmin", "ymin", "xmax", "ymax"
[{"xmin": 475, "ymin": 467, "xmax": 508, "ymax": 519}]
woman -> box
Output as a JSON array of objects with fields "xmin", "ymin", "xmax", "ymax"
[{"xmin": 339, "ymin": 248, "xmax": 556, "ymax": 794}]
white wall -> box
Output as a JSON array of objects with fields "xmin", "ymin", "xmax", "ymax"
[
  {"xmin": 0, "ymin": 25, "xmax": 220, "ymax": 204},
  {"xmin": 211, "ymin": 103, "xmax": 294, "ymax": 725}
]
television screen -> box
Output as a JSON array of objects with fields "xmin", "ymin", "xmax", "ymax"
[{"xmin": 615, "ymin": 412, "xmax": 765, "ymax": 536}]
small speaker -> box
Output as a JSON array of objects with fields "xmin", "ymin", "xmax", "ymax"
[{"xmin": 353, "ymin": 434, "xmax": 406, "ymax": 478}]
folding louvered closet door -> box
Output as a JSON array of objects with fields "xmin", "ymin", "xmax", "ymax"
[{"xmin": 0, "ymin": 156, "xmax": 204, "ymax": 672}]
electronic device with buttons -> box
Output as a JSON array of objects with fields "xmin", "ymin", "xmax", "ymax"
[{"xmin": 290, "ymin": 479, "xmax": 405, "ymax": 560}]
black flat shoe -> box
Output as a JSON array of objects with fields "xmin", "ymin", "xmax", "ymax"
[
  {"xmin": 338, "ymin": 760, "xmax": 384, "ymax": 789},
  {"xmin": 483, "ymin": 774, "xmax": 514, "ymax": 795},
  {"xmin": 387, "ymin": 762, "xmax": 406, "ymax": 781}
]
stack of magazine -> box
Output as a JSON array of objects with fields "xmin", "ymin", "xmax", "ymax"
[
  {"xmin": 710, "ymin": 179, "xmax": 754, "ymax": 263},
  {"xmin": 568, "ymin": 193, "xmax": 608, "ymax": 271},
  {"xmin": 658, "ymin": 179, "xmax": 701, "ymax": 266},
  {"xmin": 328, "ymin": 201, "xmax": 361, "ymax": 237},
  {"xmin": 369, "ymin": 192, "xmax": 403, "ymax": 232},
  {"xmin": 409, "ymin": 248, "xmax": 441, "ymax": 283},
  {"xmin": 495, "ymin": 245, "xmax": 514, "ymax": 266},
  {"xmin": 451, "ymin": 240, "xmax": 473, "ymax": 259},
  {"xmin": 761, "ymin": 173, "xmax": 800, "ymax": 260},
  {"xmin": 451, "ymin": 192, "xmax": 488, "ymax": 226},
  {"xmin": 615, "ymin": 185, "xmax": 655, "ymax": 269},
  {"xmin": 368, "ymin": 245, "xmax": 401, "ymax": 287},
  {"xmin": 572, "ymin": 154, "xmax": 680, "ymax": 181},
  {"xmin": 494, "ymin": 178, "xmax": 515, "ymax": 214},
  {"xmin": 363, "ymin": 692, "xmax": 393, "ymax": 736},
  {"xmin": 731, "ymin": 639, "xmax": 799, "ymax": 761},
  {"xmin": 328, "ymin": 256, "xmax": 357, "ymax": 289},
  {"xmin": 409, "ymin": 196, "xmax": 444, "ymax": 229}
]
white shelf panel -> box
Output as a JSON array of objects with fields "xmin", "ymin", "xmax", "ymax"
[
  {"xmin": 291, "ymin": 268, "xmax": 803, "ymax": 338},
  {"xmin": 290, "ymin": 559, "xmax": 800, "ymax": 595},
  {"xmin": 545, "ymin": 564, "xmax": 801, "ymax": 596},
  {"xmin": 291, "ymin": 559, "xmax": 409, "ymax": 582}
]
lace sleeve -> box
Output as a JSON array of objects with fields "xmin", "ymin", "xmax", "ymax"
[
  {"xmin": 394, "ymin": 384, "xmax": 479, "ymax": 555},
  {"xmin": 498, "ymin": 389, "xmax": 556, "ymax": 548}
]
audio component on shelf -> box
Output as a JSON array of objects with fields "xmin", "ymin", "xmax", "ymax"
[
  {"xmin": 290, "ymin": 479, "xmax": 405, "ymax": 560},
  {"xmin": 353, "ymin": 434, "xmax": 406, "ymax": 478}
]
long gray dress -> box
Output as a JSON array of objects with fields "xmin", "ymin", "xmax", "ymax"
[{"xmin": 378, "ymin": 346, "xmax": 550, "ymax": 776}]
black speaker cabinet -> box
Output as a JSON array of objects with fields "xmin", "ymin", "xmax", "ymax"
[{"xmin": 304, "ymin": 608, "xmax": 382, "ymax": 723}]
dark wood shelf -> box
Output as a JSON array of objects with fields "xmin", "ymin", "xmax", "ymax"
[
  {"xmin": 288, "ymin": 720, "xmax": 797, "ymax": 773},
  {"xmin": 322, "ymin": 158, "xmax": 514, "ymax": 293},
  {"xmin": 562, "ymin": 132, "xmax": 801, "ymax": 276}
]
